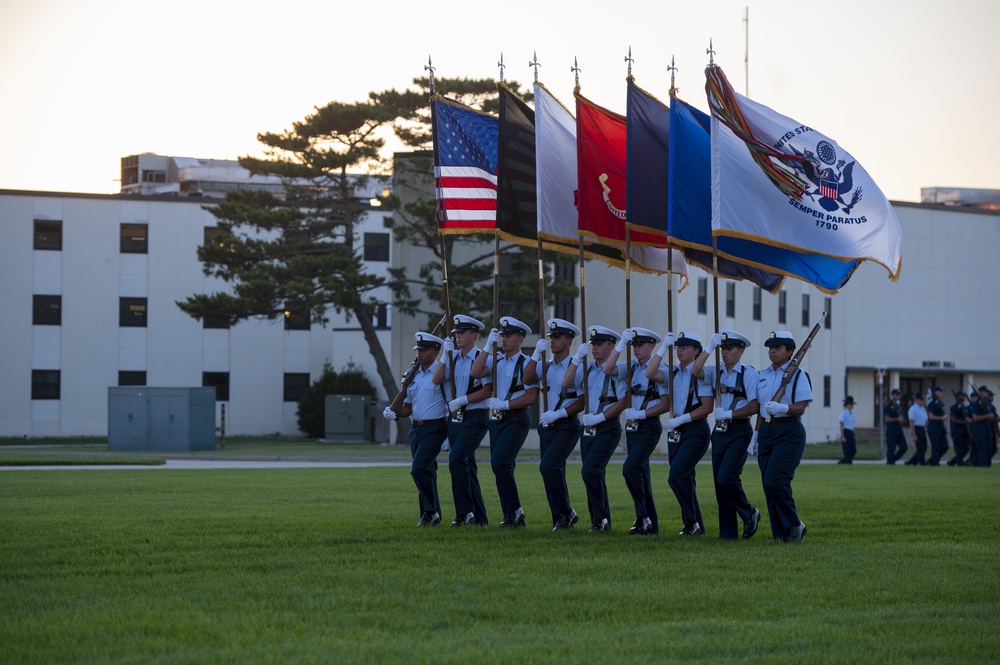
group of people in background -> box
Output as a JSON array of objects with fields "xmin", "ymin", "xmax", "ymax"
[
  {"xmin": 382, "ymin": 313, "xmax": 813, "ymax": 542},
  {"xmin": 880, "ymin": 386, "xmax": 998, "ymax": 468},
  {"xmin": 838, "ymin": 385, "xmax": 999, "ymax": 467}
]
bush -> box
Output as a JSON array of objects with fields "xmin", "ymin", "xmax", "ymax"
[{"xmin": 296, "ymin": 362, "xmax": 377, "ymax": 439}]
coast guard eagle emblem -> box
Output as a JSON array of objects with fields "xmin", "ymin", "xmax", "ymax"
[{"xmin": 790, "ymin": 140, "xmax": 863, "ymax": 215}]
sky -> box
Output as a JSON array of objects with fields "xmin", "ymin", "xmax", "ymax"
[{"xmin": 2, "ymin": 0, "xmax": 998, "ymax": 202}]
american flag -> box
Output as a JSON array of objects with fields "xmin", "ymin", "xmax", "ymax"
[{"xmin": 432, "ymin": 96, "xmax": 498, "ymax": 233}]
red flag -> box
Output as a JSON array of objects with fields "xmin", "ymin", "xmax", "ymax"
[{"xmin": 575, "ymin": 92, "xmax": 664, "ymax": 249}]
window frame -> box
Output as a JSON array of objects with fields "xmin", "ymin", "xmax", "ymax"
[{"xmin": 32, "ymin": 295, "xmax": 62, "ymax": 326}]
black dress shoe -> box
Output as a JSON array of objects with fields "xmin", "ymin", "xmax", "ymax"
[
  {"xmin": 450, "ymin": 512, "xmax": 475, "ymax": 527},
  {"xmin": 417, "ymin": 511, "xmax": 441, "ymax": 527},
  {"xmin": 500, "ymin": 508, "xmax": 526, "ymax": 528},
  {"xmin": 742, "ymin": 508, "xmax": 761, "ymax": 539},
  {"xmin": 679, "ymin": 521, "xmax": 703, "ymax": 536},
  {"xmin": 628, "ymin": 517, "xmax": 652, "ymax": 535},
  {"xmin": 785, "ymin": 521, "xmax": 808, "ymax": 542},
  {"xmin": 589, "ymin": 518, "xmax": 610, "ymax": 533}
]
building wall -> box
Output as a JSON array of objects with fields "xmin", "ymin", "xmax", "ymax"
[{"xmin": 0, "ymin": 190, "xmax": 393, "ymax": 437}]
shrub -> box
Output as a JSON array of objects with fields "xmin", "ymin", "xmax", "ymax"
[{"xmin": 296, "ymin": 362, "xmax": 377, "ymax": 439}]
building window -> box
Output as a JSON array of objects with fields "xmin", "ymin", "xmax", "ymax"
[
  {"xmin": 33, "ymin": 295, "xmax": 62, "ymax": 326},
  {"xmin": 373, "ymin": 303, "xmax": 389, "ymax": 330},
  {"xmin": 697, "ymin": 278, "xmax": 707, "ymax": 315},
  {"xmin": 752, "ymin": 287, "xmax": 762, "ymax": 321},
  {"xmin": 31, "ymin": 370, "xmax": 60, "ymax": 400},
  {"xmin": 725, "ymin": 283, "xmax": 736, "ymax": 318},
  {"xmin": 120, "ymin": 297, "xmax": 148, "ymax": 327},
  {"xmin": 203, "ymin": 315, "xmax": 230, "ymax": 329},
  {"xmin": 363, "ymin": 232, "xmax": 390, "ymax": 262},
  {"xmin": 118, "ymin": 371, "xmax": 147, "ymax": 386},
  {"xmin": 823, "ymin": 375, "xmax": 831, "ymax": 408},
  {"xmin": 34, "ymin": 220, "xmax": 62, "ymax": 251},
  {"xmin": 284, "ymin": 373, "xmax": 310, "ymax": 402},
  {"xmin": 802, "ymin": 294, "xmax": 810, "ymax": 327},
  {"xmin": 120, "ymin": 223, "xmax": 148, "ymax": 254},
  {"xmin": 284, "ymin": 303, "xmax": 310, "ymax": 331},
  {"xmin": 203, "ymin": 372, "xmax": 230, "ymax": 401},
  {"xmin": 778, "ymin": 292, "xmax": 787, "ymax": 324},
  {"xmin": 824, "ymin": 297, "xmax": 832, "ymax": 328}
]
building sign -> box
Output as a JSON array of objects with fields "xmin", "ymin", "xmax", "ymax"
[{"xmin": 921, "ymin": 361, "xmax": 955, "ymax": 368}]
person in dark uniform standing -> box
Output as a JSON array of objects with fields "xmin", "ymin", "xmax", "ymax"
[
  {"xmin": 382, "ymin": 332, "xmax": 449, "ymax": 526},
  {"xmin": 647, "ymin": 331, "xmax": 715, "ymax": 537},
  {"xmin": 947, "ymin": 391, "xmax": 972, "ymax": 466},
  {"xmin": 470, "ymin": 316, "xmax": 539, "ymax": 527},
  {"xmin": 690, "ymin": 330, "xmax": 762, "ymax": 540},
  {"xmin": 884, "ymin": 388, "xmax": 907, "ymax": 465},
  {"xmin": 755, "ymin": 330, "xmax": 813, "ymax": 542},
  {"xmin": 905, "ymin": 394, "xmax": 929, "ymax": 465},
  {"xmin": 601, "ymin": 327, "xmax": 671, "ymax": 535},
  {"xmin": 838, "ymin": 396, "xmax": 857, "ymax": 464},
  {"xmin": 971, "ymin": 385, "xmax": 996, "ymax": 468},
  {"xmin": 926, "ymin": 386, "xmax": 949, "ymax": 466},
  {"xmin": 524, "ymin": 318, "xmax": 585, "ymax": 531},
  {"xmin": 433, "ymin": 315, "xmax": 493, "ymax": 527},
  {"xmin": 564, "ymin": 326, "xmax": 628, "ymax": 533}
]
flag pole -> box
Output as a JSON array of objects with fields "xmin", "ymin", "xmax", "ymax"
[
  {"xmin": 667, "ymin": 56, "xmax": 679, "ymax": 422},
  {"xmin": 571, "ymin": 56, "xmax": 591, "ymax": 411},
  {"xmin": 529, "ymin": 53, "xmax": 548, "ymax": 412},
  {"xmin": 705, "ymin": 42, "xmax": 723, "ymax": 402}
]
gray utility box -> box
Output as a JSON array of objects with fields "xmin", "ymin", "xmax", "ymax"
[
  {"xmin": 108, "ymin": 387, "xmax": 216, "ymax": 452},
  {"xmin": 325, "ymin": 394, "xmax": 375, "ymax": 443}
]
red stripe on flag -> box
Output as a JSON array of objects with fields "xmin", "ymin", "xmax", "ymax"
[
  {"xmin": 441, "ymin": 198, "xmax": 496, "ymax": 211},
  {"xmin": 440, "ymin": 176, "xmax": 498, "ymax": 191}
]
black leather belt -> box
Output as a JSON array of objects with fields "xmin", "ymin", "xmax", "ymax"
[{"xmin": 413, "ymin": 417, "xmax": 447, "ymax": 426}]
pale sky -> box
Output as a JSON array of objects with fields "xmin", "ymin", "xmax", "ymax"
[{"xmin": 2, "ymin": 0, "xmax": 997, "ymax": 202}]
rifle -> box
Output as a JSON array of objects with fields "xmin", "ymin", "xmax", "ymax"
[
  {"xmin": 766, "ymin": 311, "xmax": 827, "ymax": 422},
  {"xmin": 388, "ymin": 315, "xmax": 448, "ymax": 414}
]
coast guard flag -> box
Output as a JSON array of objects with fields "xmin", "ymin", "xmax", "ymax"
[
  {"xmin": 670, "ymin": 96, "xmax": 858, "ymax": 293},
  {"xmin": 625, "ymin": 79, "xmax": 782, "ymax": 292},
  {"xmin": 706, "ymin": 66, "xmax": 902, "ymax": 283},
  {"xmin": 432, "ymin": 96, "xmax": 498, "ymax": 234}
]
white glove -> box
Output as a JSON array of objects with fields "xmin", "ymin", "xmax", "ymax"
[
  {"xmin": 706, "ymin": 332, "xmax": 723, "ymax": 354},
  {"xmin": 487, "ymin": 397, "xmax": 509, "ymax": 411},
  {"xmin": 448, "ymin": 396, "xmax": 469, "ymax": 412},
  {"xmin": 667, "ymin": 413, "xmax": 692, "ymax": 431},
  {"xmin": 485, "ymin": 328, "xmax": 500, "ymax": 347},
  {"xmin": 765, "ymin": 401, "xmax": 789, "ymax": 417},
  {"xmin": 747, "ymin": 432, "xmax": 759, "ymax": 456},
  {"xmin": 713, "ymin": 407, "xmax": 733, "ymax": 421},
  {"xmin": 531, "ymin": 338, "xmax": 549, "ymax": 362},
  {"xmin": 656, "ymin": 331, "xmax": 675, "ymax": 358},
  {"xmin": 382, "ymin": 406, "xmax": 397, "ymax": 421},
  {"xmin": 443, "ymin": 337, "xmax": 455, "ymax": 354},
  {"xmin": 539, "ymin": 409, "xmax": 567, "ymax": 426},
  {"xmin": 616, "ymin": 328, "xmax": 635, "ymax": 353},
  {"xmin": 581, "ymin": 412, "xmax": 607, "ymax": 427},
  {"xmin": 571, "ymin": 342, "xmax": 590, "ymax": 365},
  {"xmin": 624, "ymin": 408, "xmax": 646, "ymax": 421}
]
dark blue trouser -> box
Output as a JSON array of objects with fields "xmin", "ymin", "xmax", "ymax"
[
  {"xmin": 758, "ymin": 418, "xmax": 806, "ymax": 540},
  {"xmin": 711, "ymin": 420, "xmax": 754, "ymax": 540},
  {"xmin": 448, "ymin": 409, "xmax": 490, "ymax": 524},
  {"xmin": 951, "ymin": 428, "xmax": 970, "ymax": 464},
  {"xmin": 488, "ymin": 409, "xmax": 531, "ymax": 516},
  {"xmin": 580, "ymin": 419, "xmax": 622, "ymax": 524},
  {"xmin": 623, "ymin": 418, "xmax": 662, "ymax": 533},
  {"xmin": 972, "ymin": 425, "xmax": 992, "ymax": 467},
  {"xmin": 409, "ymin": 419, "xmax": 448, "ymax": 516},
  {"xmin": 906, "ymin": 426, "xmax": 927, "ymax": 465},
  {"xmin": 886, "ymin": 425, "xmax": 907, "ymax": 464},
  {"xmin": 668, "ymin": 419, "xmax": 710, "ymax": 533},
  {"xmin": 538, "ymin": 418, "xmax": 582, "ymax": 521},
  {"xmin": 927, "ymin": 424, "xmax": 948, "ymax": 465},
  {"xmin": 841, "ymin": 429, "xmax": 857, "ymax": 462}
]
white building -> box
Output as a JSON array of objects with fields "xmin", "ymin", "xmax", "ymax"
[
  {"xmin": 0, "ymin": 155, "xmax": 395, "ymax": 437},
  {"xmin": 2, "ymin": 151, "xmax": 998, "ymax": 443}
]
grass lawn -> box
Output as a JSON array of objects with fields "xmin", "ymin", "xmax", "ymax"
[{"xmin": 1, "ymin": 462, "xmax": 998, "ymax": 664}]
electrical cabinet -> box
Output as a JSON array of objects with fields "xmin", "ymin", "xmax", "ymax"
[{"xmin": 108, "ymin": 387, "xmax": 216, "ymax": 451}]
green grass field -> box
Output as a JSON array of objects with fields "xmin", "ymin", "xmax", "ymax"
[{"xmin": 2, "ymin": 459, "xmax": 998, "ymax": 664}]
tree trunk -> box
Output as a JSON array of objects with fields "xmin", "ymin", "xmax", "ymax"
[{"xmin": 351, "ymin": 303, "xmax": 410, "ymax": 445}]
